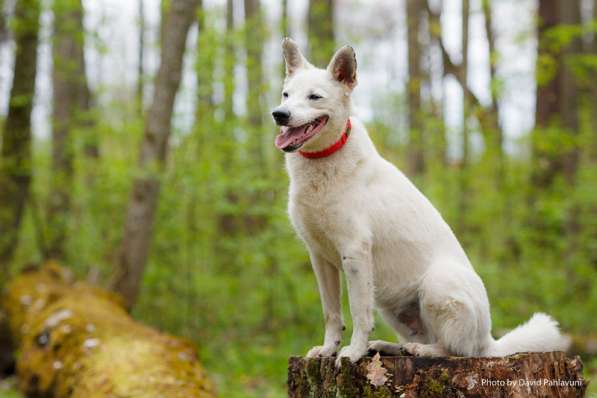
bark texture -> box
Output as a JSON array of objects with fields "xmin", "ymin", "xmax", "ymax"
[
  {"xmin": 112, "ymin": 0, "xmax": 199, "ymax": 308},
  {"xmin": 244, "ymin": 0, "xmax": 266, "ymax": 169},
  {"xmin": 47, "ymin": 0, "xmax": 94, "ymax": 260},
  {"xmin": 0, "ymin": 0, "xmax": 40, "ymax": 274},
  {"xmin": 406, "ymin": 0, "xmax": 425, "ymax": 176},
  {"xmin": 532, "ymin": 0, "xmax": 582, "ymax": 189},
  {"xmin": 223, "ymin": 0, "xmax": 235, "ymax": 122},
  {"xmin": 288, "ymin": 353, "xmax": 586, "ymax": 398},
  {"xmin": 0, "ymin": 0, "xmax": 6, "ymax": 42},
  {"xmin": 137, "ymin": 0, "xmax": 145, "ymax": 111},
  {"xmin": 3, "ymin": 263, "xmax": 215, "ymax": 397},
  {"xmin": 196, "ymin": 0, "xmax": 215, "ymax": 125}
]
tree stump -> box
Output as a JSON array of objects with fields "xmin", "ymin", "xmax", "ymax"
[{"xmin": 288, "ymin": 352, "xmax": 587, "ymax": 397}]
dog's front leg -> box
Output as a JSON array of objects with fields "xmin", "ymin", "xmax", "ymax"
[
  {"xmin": 336, "ymin": 242, "xmax": 374, "ymax": 366},
  {"xmin": 306, "ymin": 251, "xmax": 343, "ymax": 358}
]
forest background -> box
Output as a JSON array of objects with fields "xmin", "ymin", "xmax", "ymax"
[{"xmin": 0, "ymin": 0, "xmax": 596, "ymax": 396}]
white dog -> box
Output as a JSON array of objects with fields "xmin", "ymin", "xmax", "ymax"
[{"xmin": 272, "ymin": 38, "xmax": 569, "ymax": 366}]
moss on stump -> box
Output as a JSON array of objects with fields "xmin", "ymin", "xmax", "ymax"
[
  {"xmin": 2, "ymin": 262, "xmax": 215, "ymax": 398},
  {"xmin": 288, "ymin": 352, "xmax": 587, "ymax": 397}
]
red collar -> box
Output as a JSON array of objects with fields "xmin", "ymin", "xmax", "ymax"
[{"xmin": 299, "ymin": 119, "xmax": 352, "ymax": 159}]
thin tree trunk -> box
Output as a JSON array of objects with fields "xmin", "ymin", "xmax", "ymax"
[
  {"xmin": 196, "ymin": 0, "xmax": 214, "ymax": 126},
  {"xmin": 223, "ymin": 0, "xmax": 235, "ymax": 122},
  {"xmin": 47, "ymin": 0, "xmax": 93, "ymax": 261},
  {"xmin": 244, "ymin": 0, "xmax": 265, "ymax": 170},
  {"xmin": 589, "ymin": 0, "xmax": 597, "ymax": 269},
  {"xmin": 280, "ymin": 0, "xmax": 289, "ymax": 77},
  {"xmin": 426, "ymin": 5, "xmax": 446, "ymax": 166},
  {"xmin": 426, "ymin": 2, "xmax": 500, "ymax": 156},
  {"xmin": 217, "ymin": 0, "xmax": 239, "ymax": 252},
  {"xmin": 0, "ymin": 0, "xmax": 40, "ymax": 277},
  {"xmin": 593, "ymin": 0, "xmax": 597, "ymax": 159},
  {"xmin": 458, "ymin": 0, "xmax": 470, "ymax": 237},
  {"xmin": 406, "ymin": 0, "xmax": 424, "ymax": 176},
  {"xmin": 137, "ymin": 0, "xmax": 145, "ymax": 113},
  {"xmin": 307, "ymin": 0, "xmax": 334, "ymax": 67},
  {"xmin": 112, "ymin": 0, "xmax": 199, "ymax": 309},
  {"xmin": 0, "ymin": 0, "xmax": 7, "ymax": 42},
  {"xmin": 482, "ymin": 0, "xmax": 501, "ymax": 148}
]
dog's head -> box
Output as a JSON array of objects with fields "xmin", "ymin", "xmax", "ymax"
[{"xmin": 272, "ymin": 38, "xmax": 357, "ymax": 153}]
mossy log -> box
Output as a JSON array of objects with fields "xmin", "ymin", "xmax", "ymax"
[
  {"xmin": 288, "ymin": 352, "xmax": 587, "ymax": 397},
  {"xmin": 2, "ymin": 262, "xmax": 215, "ymax": 398}
]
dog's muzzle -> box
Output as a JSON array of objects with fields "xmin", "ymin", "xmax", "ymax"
[{"xmin": 272, "ymin": 108, "xmax": 291, "ymax": 126}]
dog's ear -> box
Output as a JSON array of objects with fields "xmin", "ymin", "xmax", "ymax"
[
  {"xmin": 327, "ymin": 46, "xmax": 357, "ymax": 89},
  {"xmin": 282, "ymin": 37, "xmax": 310, "ymax": 76}
]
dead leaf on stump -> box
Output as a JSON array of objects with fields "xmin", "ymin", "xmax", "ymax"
[{"xmin": 366, "ymin": 353, "xmax": 389, "ymax": 387}]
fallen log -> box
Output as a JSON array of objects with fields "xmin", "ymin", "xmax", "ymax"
[
  {"xmin": 288, "ymin": 352, "xmax": 587, "ymax": 397},
  {"xmin": 2, "ymin": 262, "xmax": 215, "ymax": 398}
]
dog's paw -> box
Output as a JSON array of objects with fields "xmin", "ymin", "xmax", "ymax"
[
  {"xmin": 335, "ymin": 345, "xmax": 367, "ymax": 367},
  {"xmin": 368, "ymin": 340, "xmax": 390, "ymax": 352},
  {"xmin": 367, "ymin": 340, "xmax": 402, "ymax": 355},
  {"xmin": 402, "ymin": 342, "xmax": 447, "ymax": 357},
  {"xmin": 402, "ymin": 342, "xmax": 423, "ymax": 356},
  {"xmin": 306, "ymin": 344, "xmax": 338, "ymax": 358}
]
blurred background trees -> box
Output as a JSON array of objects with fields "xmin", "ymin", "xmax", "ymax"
[{"xmin": 0, "ymin": 0, "xmax": 595, "ymax": 396}]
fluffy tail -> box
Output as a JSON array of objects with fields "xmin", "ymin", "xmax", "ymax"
[{"xmin": 485, "ymin": 313, "xmax": 570, "ymax": 356}]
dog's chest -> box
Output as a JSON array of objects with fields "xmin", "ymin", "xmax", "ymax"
[{"xmin": 287, "ymin": 161, "xmax": 349, "ymax": 259}]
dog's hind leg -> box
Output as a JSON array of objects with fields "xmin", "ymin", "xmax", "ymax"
[
  {"xmin": 415, "ymin": 261, "xmax": 493, "ymax": 357},
  {"xmin": 368, "ymin": 305, "xmax": 430, "ymax": 355},
  {"xmin": 306, "ymin": 251, "xmax": 343, "ymax": 358}
]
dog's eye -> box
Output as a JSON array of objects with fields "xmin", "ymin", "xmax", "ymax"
[
  {"xmin": 308, "ymin": 94, "xmax": 323, "ymax": 100},
  {"xmin": 282, "ymin": 92, "xmax": 289, "ymax": 98}
]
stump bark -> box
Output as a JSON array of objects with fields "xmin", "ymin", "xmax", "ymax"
[
  {"xmin": 288, "ymin": 352, "xmax": 587, "ymax": 397},
  {"xmin": 2, "ymin": 262, "xmax": 215, "ymax": 398}
]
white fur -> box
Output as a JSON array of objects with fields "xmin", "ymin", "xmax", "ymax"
[{"xmin": 275, "ymin": 39, "xmax": 570, "ymax": 366}]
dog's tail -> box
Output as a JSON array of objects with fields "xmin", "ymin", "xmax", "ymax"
[{"xmin": 485, "ymin": 313, "xmax": 570, "ymax": 356}]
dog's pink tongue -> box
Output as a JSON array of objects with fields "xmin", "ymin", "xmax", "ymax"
[{"xmin": 275, "ymin": 125, "xmax": 310, "ymax": 149}]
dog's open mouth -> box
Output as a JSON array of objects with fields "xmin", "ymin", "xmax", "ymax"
[{"xmin": 275, "ymin": 116, "xmax": 329, "ymax": 152}]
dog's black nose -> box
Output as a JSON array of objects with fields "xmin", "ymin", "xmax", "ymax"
[{"xmin": 272, "ymin": 109, "xmax": 291, "ymax": 125}]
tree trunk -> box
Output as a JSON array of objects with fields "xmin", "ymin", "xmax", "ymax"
[
  {"xmin": 307, "ymin": 0, "xmax": 334, "ymax": 68},
  {"xmin": 215, "ymin": 0, "xmax": 240, "ymax": 269},
  {"xmin": 196, "ymin": 0, "xmax": 214, "ymax": 126},
  {"xmin": 112, "ymin": 0, "xmax": 199, "ymax": 309},
  {"xmin": 3, "ymin": 263, "xmax": 215, "ymax": 397},
  {"xmin": 0, "ymin": 0, "xmax": 7, "ymax": 42},
  {"xmin": 530, "ymin": 0, "xmax": 582, "ymax": 255},
  {"xmin": 288, "ymin": 353, "xmax": 586, "ymax": 397},
  {"xmin": 406, "ymin": 0, "xmax": 425, "ymax": 176},
  {"xmin": 482, "ymin": 0, "xmax": 501, "ymax": 151},
  {"xmin": 223, "ymin": 0, "xmax": 235, "ymax": 123},
  {"xmin": 244, "ymin": 0, "xmax": 266, "ymax": 170},
  {"xmin": 137, "ymin": 0, "xmax": 145, "ymax": 112},
  {"xmin": 532, "ymin": 0, "xmax": 581, "ymax": 189},
  {"xmin": 593, "ymin": 0, "xmax": 597, "ymax": 160},
  {"xmin": 425, "ymin": 5, "xmax": 446, "ymax": 166},
  {"xmin": 426, "ymin": 2, "xmax": 500, "ymax": 159},
  {"xmin": 0, "ymin": 0, "xmax": 40, "ymax": 277},
  {"xmin": 47, "ymin": 0, "xmax": 93, "ymax": 261},
  {"xmin": 457, "ymin": 0, "xmax": 470, "ymax": 239},
  {"xmin": 280, "ymin": 0, "xmax": 289, "ymax": 77}
]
